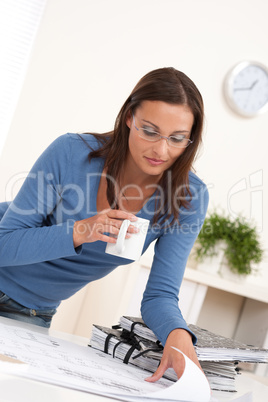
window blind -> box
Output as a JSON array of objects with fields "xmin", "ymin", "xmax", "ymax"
[{"xmin": 0, "ymin": 0, "xmax": 47, "ymax": 155}]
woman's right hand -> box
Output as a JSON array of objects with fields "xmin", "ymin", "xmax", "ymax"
[{"xmin": 73, "ymin": 209, "xmax": 138, "ymax": 248}]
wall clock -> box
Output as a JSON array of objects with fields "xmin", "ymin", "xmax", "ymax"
[{"xmin": 224, "ymin": 61, "xmax": 268, "ymax": 117}]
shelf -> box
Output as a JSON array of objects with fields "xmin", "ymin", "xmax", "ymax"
[
  {"xmin": 139, "ymin": 243, "xmax": 268, "ymax": 304},
  {"xmin": 184, "ymin": 267, "xmax": 268, "ymax": 304}
]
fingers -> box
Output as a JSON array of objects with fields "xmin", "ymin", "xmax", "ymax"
[
  {"xmin": 107, "ymin": 218, "xmax": 139, "ymax": 235},
  {"xmin": 144, "ymin": 330, "xmax": 203, "ymax": 384},
  {"xmin": 170, "ymin": 354, "xmax": 185, "ymax": 379},
  {"xmin": 94, "ymin": 222, "xmax": 138, "ymax": 240},
  {"xmin": 145, "ymin": 355, "xmax": 185, "ymax": 383},
  {"xmin": 99, "ymin": 210, "xmax": 139, "ymax": 239},
  {"xmin": 145, "ymin": 362, "xmax": 167, "ymax": 383},
  {"xmin": 101, "ymin": 208, "xmax": 138, "ymax": 222},
  {"xmin": 98, "ymin": 233, "xmax": 117, "ymax": 244},
  {"xmin": 127, "ymin": 224, "xmax": 139, "ymax": 234},
  {"xmin": 73, "ymin": 209, "xmax": 139, "ymax": 247}
]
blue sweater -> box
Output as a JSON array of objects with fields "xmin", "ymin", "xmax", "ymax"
[{"xmin": 0, "ymin": 134, "xmax": 209, "ymax": 344}]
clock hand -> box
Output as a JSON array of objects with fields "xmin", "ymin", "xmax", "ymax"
[
  {"xmin": 249, "ymin": 79, "xmax": 258, "ymax": 90},
  {"xmin": 234, "ymin": 87, "xmax": 251, "ymax": 91},
  {"xmin": 234, "ymin": 80, "xmax": 258, "ymax": 91}
]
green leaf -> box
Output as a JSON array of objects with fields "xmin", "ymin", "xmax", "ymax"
[{"xmin": 194, "ymin": 210, "xmax": 264, "ymax": 275}]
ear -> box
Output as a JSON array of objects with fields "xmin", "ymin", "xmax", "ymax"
[{"xmin": 125, "ymin": 111, "xmax": 132, "ymax": 129}]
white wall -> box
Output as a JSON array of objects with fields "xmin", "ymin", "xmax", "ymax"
[{"xmin": 1, "ymin": 0, "xmax": 268, "ymax": 334}]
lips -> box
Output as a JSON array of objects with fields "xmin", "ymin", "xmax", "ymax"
[{"xmin": 145, "ymin": 156, "xmax": 166, "ymax": 166}]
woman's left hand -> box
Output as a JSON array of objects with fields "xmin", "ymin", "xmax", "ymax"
[{"xmin": 145, "ymin": 328, "xmax": 202, "ymax": 382}]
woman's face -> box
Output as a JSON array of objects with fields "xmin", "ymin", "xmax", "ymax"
[{"xmin": 126, "ymin": 100, "xmax": 194, "ymax": 180}]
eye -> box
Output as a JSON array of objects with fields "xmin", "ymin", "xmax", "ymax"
[
  {"xmin": 169, "ymin": 135, "xmax": 186, "ymax": 144},
  {"xmin": 142, "ymin": 126, "xmax": 159, "ymax": 137}
]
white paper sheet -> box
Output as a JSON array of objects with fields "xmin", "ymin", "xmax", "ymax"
[{"xmin": 0, "ymin": 320, "xmax": 213, "ymax": 401}]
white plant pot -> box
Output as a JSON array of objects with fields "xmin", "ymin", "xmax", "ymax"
[
  {"xmin": 218, "ymin": 259, "xmax": 248, "ymax": 283},
  {"xmin": 197, "ymin": 241, "xmax": 226, "ymax": 275},
  {"xmin": 196, "ymin": 240, "xmax": 248, "ymax": 282}
]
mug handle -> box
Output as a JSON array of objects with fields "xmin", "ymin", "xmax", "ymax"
[{"xmin": 115, "ymin": 219, "xmax": 131, "ymax": 253}]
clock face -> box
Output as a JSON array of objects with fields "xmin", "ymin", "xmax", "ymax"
[{"xmin": 224, "ymin": 61, "xmax": 268, "ymax": 117}]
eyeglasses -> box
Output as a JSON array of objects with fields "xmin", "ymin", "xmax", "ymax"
[{"xmin": 132, "ymin": 113, "xmax": 193, "ymax": 149}]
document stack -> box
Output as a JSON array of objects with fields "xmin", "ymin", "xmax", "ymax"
[{"xmin": 90, "ymin": 316, "xmax": 268, "ymax": 393}]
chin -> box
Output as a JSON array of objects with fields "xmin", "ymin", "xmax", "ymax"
[{"xmin": 142, "ymin": 165, "xmax": 166, "ymax": 176}]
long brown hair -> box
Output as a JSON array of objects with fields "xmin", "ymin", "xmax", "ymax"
[{"xmin": 86, "ymin": 67, "xmax": 204, "ymax": 225}]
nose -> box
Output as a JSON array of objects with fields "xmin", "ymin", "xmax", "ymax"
[{"xmin": 152, "ymin": 137, "xmax": 168, "ymax": 156}]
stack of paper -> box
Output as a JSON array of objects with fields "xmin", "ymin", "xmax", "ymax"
[
  {"xmin": 120, "ymin": 316, "xmax": 159, "ymax": 342},
  {"xmin": 90, "ymin": 325, "xmax": 238, "ymax": 391},
  {"xmin": 120, "ymin": 316, "xmax": 268, "ymax": 363},
  {"xmin": 90, "ymin": 316, "xmax": 268, "ymax": 393},
  {"xmin": 188, "ymin": 324, "xmax": 268, "ymax": 363},
  {"xmin": 90, "ymin": 325, "xmax": 177, "ymax": 381}
]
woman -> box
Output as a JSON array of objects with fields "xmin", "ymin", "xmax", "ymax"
[{"xmin": 0, "ymin": 67, "xmax": 209, "ymax": 381}]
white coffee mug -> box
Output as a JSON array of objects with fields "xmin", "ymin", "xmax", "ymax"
[{"xmin": 105, "ymin": 217, "xmax": 150, "ymax": 261}]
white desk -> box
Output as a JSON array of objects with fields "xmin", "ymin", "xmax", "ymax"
[
  {"xmin": 0, "ymin": 371, "xmax": 117, "ymax": 402},
  {"xmin": 0, "ymin": 317, "xmax": 118, "ymax": 402},
  {"xmin": 0, "ymin": 317, "xmax": 267, "ymax": 402},
  {"xmin": 1, "ymin": 370, "xmax": 267, "ymax": 402}
]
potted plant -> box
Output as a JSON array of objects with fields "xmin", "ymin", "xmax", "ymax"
[{"xmin": 194, "ymin": 211, "xmax": 264, "ymax": 276}]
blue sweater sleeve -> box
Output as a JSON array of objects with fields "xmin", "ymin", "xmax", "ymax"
[
  {"xmin": 141, "ymin": 183, "xmax": 209, "ymax": 345},
  {"xmin": 0, "ymin": 134, "xmax": 80, "ymax": 267}
]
